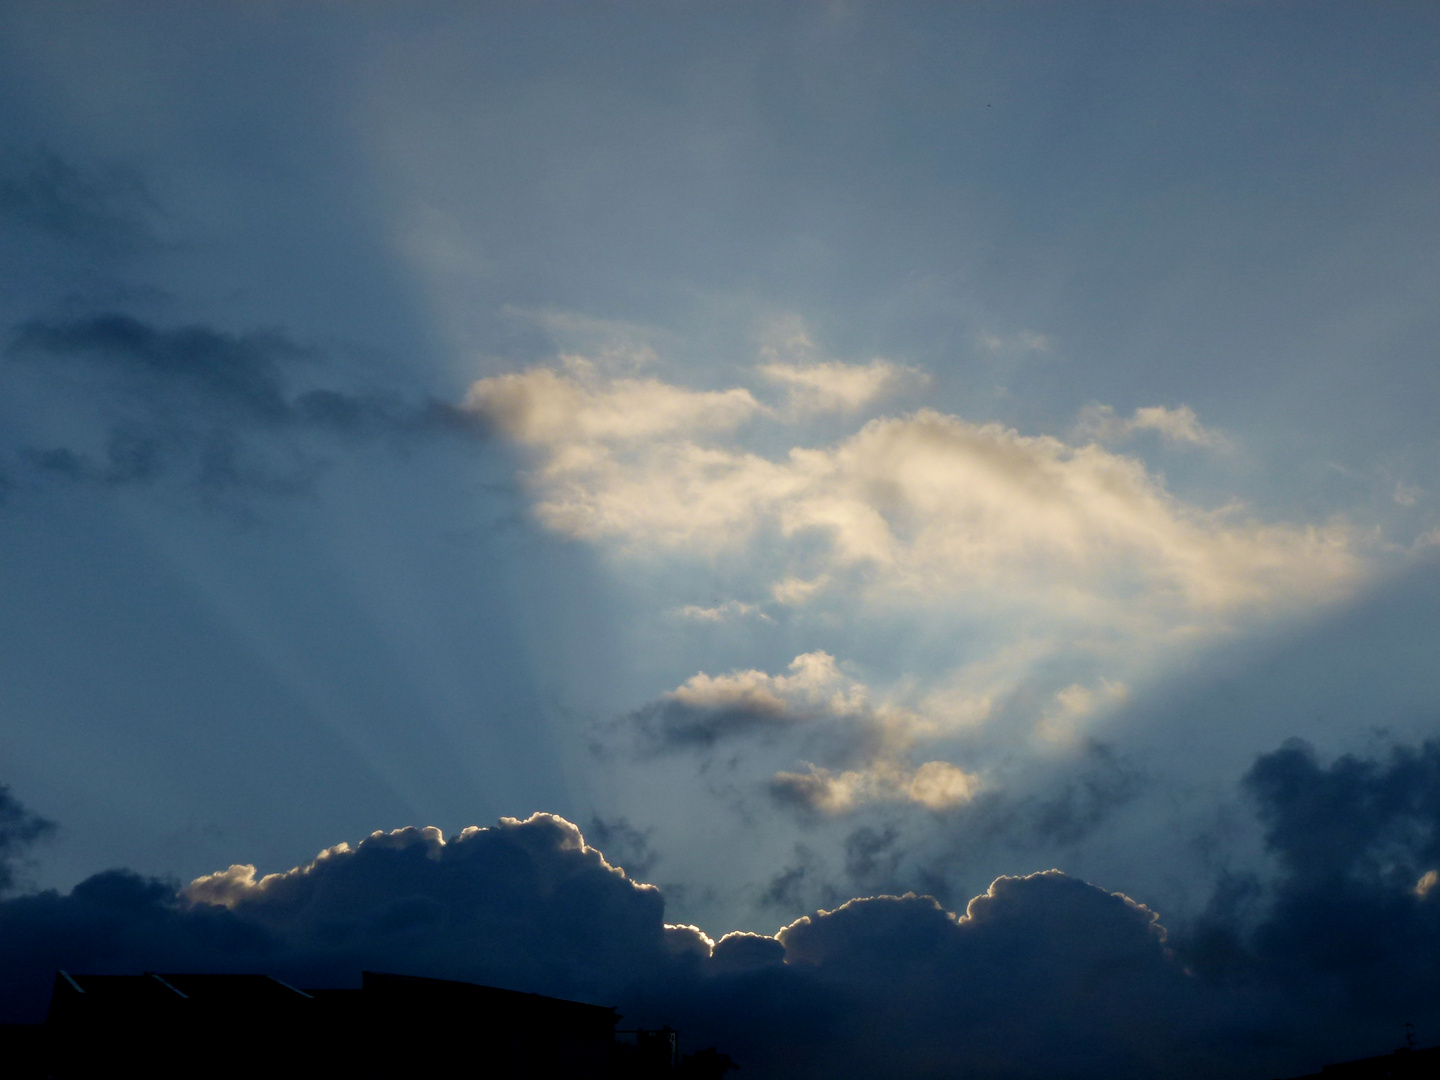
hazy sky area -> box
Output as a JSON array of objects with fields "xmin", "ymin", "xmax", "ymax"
[{"xmin": 1, "ymin": 4, "xmax": 1438, "ymax": 1076}]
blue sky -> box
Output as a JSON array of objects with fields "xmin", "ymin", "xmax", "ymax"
[{"xmin": 1, "ymin": 4, "xmax": 1438, "ymax": 1072}]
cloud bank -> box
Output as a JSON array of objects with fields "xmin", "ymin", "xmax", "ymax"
[{"xmin": 3, "ymin": 738, "xmax": 1438, "ymax": 1077}]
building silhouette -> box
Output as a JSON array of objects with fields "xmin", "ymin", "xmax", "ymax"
[
  {"xmin": 1280, "ymin": 1045, "xmax": 1440, "ymax": 1080},
  {"xmin": 2, "ymin": 970, "xmax": 736, "ymax": 1078}
]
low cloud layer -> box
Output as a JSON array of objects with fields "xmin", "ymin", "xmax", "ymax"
[{"xmin": 3, "ymin": 738, "xmax": 1438, "ymax": 1077}]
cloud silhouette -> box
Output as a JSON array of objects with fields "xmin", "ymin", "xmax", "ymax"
[
  {"xmin": 1182, "ymin": 738, "xmax": 1440, "ymax": 1062},
  {"xmin": 0, "ymin": 786, "xmax": 55, "ymax": 895},
  {"xmin": 4, "ymin": 746, "xmax": 1440, "ymax": 1076}
]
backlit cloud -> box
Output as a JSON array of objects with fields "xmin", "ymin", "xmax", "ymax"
[
  {"xmin": 634, "ymin": 652, "xmax": 977, "ymax": 812},
  {"xmin": 467, "ymin": 363, "xmax": 1353, "ymax": 614}
]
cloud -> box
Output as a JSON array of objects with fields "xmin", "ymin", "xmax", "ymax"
[
  {"xmin": 5, "ymin": 312, "xmax": 478, "ymax": 499},
  {"xmin": 632, "ymin": 652, "xmax": 870, "ymax": 750},
  {"xmin": 978, "ymin": 329, "xmax": 1052, "ymax": 356},
  {"xmin": 769, "ymin": 575, "xmax": 830, "ymax": 606},
  {"xmin": 464, "ymin": 355, "xmax": 762, "ymax": 448},
  {"xmin": 771, "ymin": 759, "xmax": 983, "ymax": 814},
  {"xmin": 4, "ymin": 767, "xmax": 1440, "ymax": 1076},
  {"xmin": 0, "ymin": 148, "xmax": 161, "ymax": 252},
  {"xmin": 584, "ymin": 815, "xmax": 661, "ymax": 880},
  {"xmin": 0, "ymin": 787, "xmax": 55, "ymax": 895},
  {"xmin": 631, "ymin": 653, "xmax": 980, "ymax": 814},
  {"xmin": 1180, "ymin": 738, "xmax": 1440, "ymax": 1060},
  {"xmin": 758, "ymin": 359, "xmax": 919, "ymax": 415},
  {"xmin": 1075, "ymin": 403, "xmax": 1228, "ymax": 449},
  {"xmin": 1036, "ymin": 679, "xmax": 1130, "ymax": 746},
  {"xmin": 470, "ymin": 364, "xmax": 1353, "ymax": 620},
  {"xmin": 0, "ymin": 811, "xmax": 1209, "ymax": 1076},
  {"xmin": 675, "ymin": 600, "xmax": 771, "ymax": 623},
  {"xmin": 474, "ymin": 354, "xmax": 1361, "ymax": 756},
  {"xmin": 1393, "ymin": 481, "xmax": 1422, "ymax": 507}
]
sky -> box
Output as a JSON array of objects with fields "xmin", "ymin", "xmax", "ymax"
[{"xmin": 1, "ymin": 3, "xmax": 1438, "ymax": 1076}]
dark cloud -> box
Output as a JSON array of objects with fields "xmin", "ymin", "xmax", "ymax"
[
  {"xmin": 4, "ymin": 312, "xmax": 485, "ymax": 500},
  {"xmin": 0, "ymin": 148, "xmax": 161, "ymax": 252},
  {"xmin": 629, "ymin": 697, "xmax": 804, "ymax": 752},
  {"xmin": 1178, "ymin": 738, "xmax": 1440, "ymax": 1062},
  {"xmin": 6, "ymin": 743, "xmax": 1440, "ymax": 1075},
  {"xmin": 0, "ymin": 786, "xmax": 55, "ymax": 894},
  {"xmin": 584, "ymin": 815, "xmax": 660, "ymax": 879},
  {"xmin": 759, "ymin": 859, "xmax": 810, "ymax": 912},
  {"xmin": 12, "ymin": 313, "xmax": 308, "ymax": 423}
]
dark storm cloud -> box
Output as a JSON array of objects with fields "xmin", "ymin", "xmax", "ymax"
[
  {"xmin": 0, "ymin": 148, "xmax": 161, "ymax": 252},
  {"xmin": 4, "ymin": 312, "xmax": 484, "ymax": 498},
  {"xmin": 629, "ymin": 697, "xmax": 802, "ymax": 752},
  {"xmin": 5, "ymin": 741, "xmax": 1440, "ymax": 1076},
  {"xmin": 0, "ymin": 786, "xmax": 54, "ymax": 895},
  {"xmin": 1179, "ymin": 738, "xmax": 1440, "ymax": 1053},
  {"xmin": 0, "ymin": 811, "xmax": 1225, "ymax": 1078},
  {"xmin": 764, "ymin": 742, "xmax": 1147, "ymax": 912}
]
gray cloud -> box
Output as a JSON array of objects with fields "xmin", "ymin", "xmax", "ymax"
[
  {"xmin": 0, "ymin": 787, "xmax": 54, "ymax": 895},
  {"xmin": 4, "ymin": 312, "xmax": 484, "ymax": 499},
  {"xmin": 1180, "ymin": 738, "xmax": 1440, "ymax": 1055},
  {"xmin": 3, "ymin": 743, "xmax": 1440, "ymax": 1075},
  {"xmin": 584, "ymin": 815, "xmax": 660, "ymax": 880},
  {"xmin": 0, "ymin": 148, "xmax": 161, "ymax": 253}
]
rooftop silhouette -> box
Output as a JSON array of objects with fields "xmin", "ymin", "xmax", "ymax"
[{"xmin": 3, "ymin": 970, "xmax": 736, "ymax": 1079}]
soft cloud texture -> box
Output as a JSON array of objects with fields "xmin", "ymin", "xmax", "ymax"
[
  {"xmin": 759, "ymin": 359, "xmax": 917, "ymax": 415},
  {"xmin": 471, "ymin": 358, "xmax": 1363, "ymax": 754},
  {"xmin": 771, "ymin": 759, "xmax": 983, "ymax": 814},
  {"xmin": 632, "ymin": 652, "xmax": 979, "ymax": 813},
  {"xmin": 1075, "ymin": 403, "xmax": 1228, "ymax": 450},
  {"xmin": 468, "ymin": 363, "xmax": 1353, "ymax": 616}
]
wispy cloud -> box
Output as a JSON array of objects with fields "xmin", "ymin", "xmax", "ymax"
[
  {"xmin": 1075, "ymin": 402, "xmax": 1228, "ymax": 450},
  {"xmin": 675, "ymin": 600, "xmax": 772, "ymax": 623}
]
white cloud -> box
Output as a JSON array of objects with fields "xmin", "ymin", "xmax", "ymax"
[
  {"xmin": 979, "ymin": 329, "xmax": 1052, "ymax": 355},
  {"xmin": 772, "ymin": 759, "xmax": 983, "ymax": 813},
  {"xmin": 468, "ymin": 363, "xmax": 1355, "ymax": 615},
  {"xmin": 770, "ymin": 575, "xmax": 830, "ymax": 606},
  {"xmin": 759, "ymin": 358, "xmax": 919, "ymax": 415},
  {"xmin": 465, "ymin": 357, "xmax": 1364, "ymax": 754},
  {"xmin": 675, "ymin": 600, "xmax": 772, "ymax": 623},
  {"xmin": 669, "ymin": 651, "xmax": 868, "ymax": 718},
  {"xmin": 465, "ymin": 357, "xmax": 762, "ymax": 447},
  {"xmin": 1393, "ymin": 481, "xmax": 1422, "ymax": 507},
  {"xmin": 655, "ymin": 651, "xmax": 971, "ymax": 813},
  {"xmin": 1035, "ymin": 679, "xmax": 1130, "ymax": 746},
  {"xmin": 1075, "ymin": 403, "xmax": 1227, "ymax": 449}
]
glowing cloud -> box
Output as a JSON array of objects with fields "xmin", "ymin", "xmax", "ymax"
[{"xmin": 466, "ymin": 355, "xmax": 1364, "ymax": 748}]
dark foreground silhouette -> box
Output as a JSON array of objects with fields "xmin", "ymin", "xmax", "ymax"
[
  {"xmin": 0, "ymin": 970, "xmax": 737, "ymax": 1078},
  {"xmin": 1279, "ymin": 1044, "xmax": 1440, "ymax": 1080}
]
